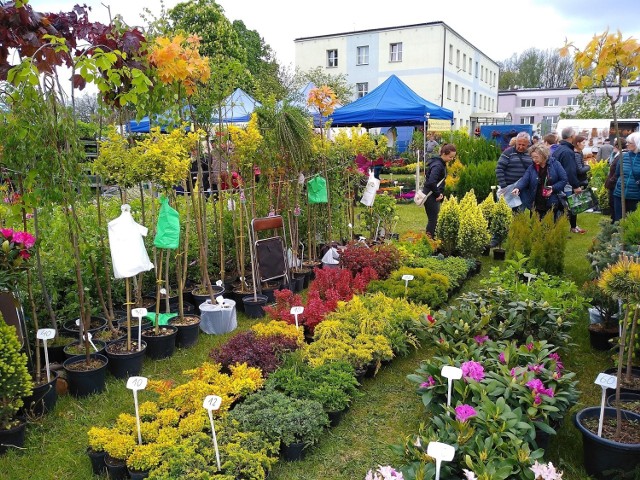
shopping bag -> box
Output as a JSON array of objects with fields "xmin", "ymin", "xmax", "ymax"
[
  {"xmin": 154, "ymin": 196, "xmax": 180, "ymax": 249},
  {"xmin": 360, "ymin": 170, "xmax": 380, "ymax": 207},
  {"xmin": 307, "ymin": 176, "xmax": 328, "ymax": 204},
  {"xmin": 413, "ymin": 190, "xmax": 428, "ymax": 206},
  {"xmin": 566, "ymin": 190, "xmax": 594, "ymax": 215}
]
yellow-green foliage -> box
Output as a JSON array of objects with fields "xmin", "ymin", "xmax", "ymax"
[
  {"xmin": 177, "ymin": 412, "xmax": 207, "ymax": 437},
  {"xmin": 435, "ymin": 196, "xmax": 460, "ymax": 256},
  {"xmin": 103, "ymin": 430, "xmax": 137, "ymax": 460},
  {"xmin": 94, "ymin": 126, "xmax": 142, "ymax": 187},
  {"xmin": 251, "ymin": 320, "xmax": 304, "ymax": 345},
  {"xmin": 304, "ymin": 331, "xmax": 393, "ymax": 370},
  {"xmin": 126, "ymin": 443, "xmax": 165, "ymax": 472},
  {"xmin": 228, "ymin": 113, "xmax": 263, "ymax": 170},
  {"xmin": 479, "ymin": 192, "xmax": 496, "ymax": 228},
  {"xmin": 367, "ymin": 267, "xmax": 450, "ymax": 309},
  {"xmin": 87, "ymin": 426, "xmax": 113, "ymax": 453},
  {"xmin": 330, "ymin": 127, "xmax": 386, "ymax": 160},
  {"xmin": 445, "ymin": 159, "xmax": 464, "ymax": 192},
  {"xmin": 114, "ymin": 412, "xmax": 137, "ymax": 435},
  {"xmin": 506, "ymin": 212, "xmax": 533, "ymax": 259},
  {"xmin": 456, "ymin": 190, "xmax": 489, "ymax": 258},
  {"xmin": 0, "ymin": 313, "xmax": 32, "ymax": 429},
  {"xmin": 490, "ymin": 197, "xmax": 513, "ymax": 247}
]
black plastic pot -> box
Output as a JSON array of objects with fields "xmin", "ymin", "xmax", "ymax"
[
  {"xmin": 281, "ymin": 441, "xmax": 305, "ymax": 461},
  {"xmin": 603, "ymin": 366, "xmax": 640, "ymax": 395},
  {"xmin": 589, "ymin": 326, "xmax": 619, "ymax": 351},
  {"xmin": 141, "ymin": 326, "xmax": 177, "ymax": 360},
  {"xmin": 62, "ymin": 353, "xmax": 109, "ymax": 397},
  {"xmin": 170, "ymin": 316, "xmax": 201, "ymax": 348},
  {"xmin": 192, "ymin": 286, "xmax": 225, "ymax": 306},
  {"xmin": 87, "ymin": 448, "xmax": 106, "ymax": 475},
  {"xmin": 242, "ymin": 295, "xmax": 268, "ymax": 318},
  {"xmin": 492, "ymin": 248, "xmax": 506, "ymax": 260},
  {"xmin": 104, "ymin": 455, "xmax": 128, "ymax": 480},
  {"xmin": 105, "ymin": 340, "xmax": 147, "ymax": 379},
  {"xmin": 39, "ymin": 341, "xmax": 71, "ymax": 364},
  {"xmin": 118, "ymin": 318, "xmax": 153, "ymax": 342},
  {"xmin": 63, "ymin": 340, "xmax": 107, "ymax": 360},
  {"xmin": 128, "ymin": 467, "xmax": 150, "ymax": 479},
  {"xmin": 62, "ymin": 316, "xmax": 107, "ymax": 337},
  {"xmin": 328, "ymin": 409, "xmax": 345, "ymax": 428},
  {"xmin": 606, "ymin": 392, "xmax": 640, "ymax": 413},
  {"xmin": 0, "ymin": 419, "xmax": 27, "ymax": 455},
  {"xmin": 574, "ymin": 407, "xmax": 640, "ymax": 479},
  {"xmin": 21, "ymin": 371, "xmax": 59, "ymax": 417}
]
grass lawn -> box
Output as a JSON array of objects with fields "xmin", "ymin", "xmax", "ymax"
[{"xmin": 0, "ymin": 207, "xmax": 607, "ymax": 479}]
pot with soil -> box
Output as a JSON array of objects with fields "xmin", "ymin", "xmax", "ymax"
[
  {"xmin": 38, "ymin": 335, "xmax": 75, "ymax": 364},
  {"xmin": 105, "ymin": 340, "xmax": 146, "ymax": 379},
  {"xmin": 169, "ymin": 315, "xmax": 201, "ymax": 348},
  {"xmin": 20, "ymin": 371, "xmax": 59, "ymax": 417},
  {"xmin": 232, "ymin": 285, "xmax": 255, "ymax": 313},
  {"xmin": 492, "ymin": 248, "xmax": 506, "ymax": 261},
  {"xmin": 93, "ymin": 326, "xmax": 127, "ymax": 345},
  {"xmin": 291, "ymin": 267, "xmax": 311, "ymax": 289},
  {"xmin": 588, "ymin": 323, "xmax": 619, "ymax": 351},
  {"xmin": 141, "ymin": 326, "xmax": 177, "ymax": 360},
  {"xmin": 242, "ymin": 294, "xmax": 268, "ymax": 318},
  {"xmin": 191, "ymin": 285, "xmax": 225, "ymax": 306},
  {"xmin": 606, "ymin": 392, "xmax": 640, "ymax": 414},
  {"xmin": 63, "ymin": 339, "xmax": 107, "ymax": 360},
  {"xmin": 604, "ymin": 366, "xmax": 640, "ymax": 395},
  {"xmin": 302, "ymin": 261, "xmax": 322, "ymax": 280},
  {"xmin": 62, "ymin": 353, "xmax": 109, "ymax": 397},
  {"xmin": 260, "ymin": 281, "xmax": 281, "ymax": 304},
  {"xmin": 574, "ymin": 406, "xmax": 640, "ymax": 479},
  {"xmin": 62, "ymin": 316, "xmax": 107, "ymax": 337}
]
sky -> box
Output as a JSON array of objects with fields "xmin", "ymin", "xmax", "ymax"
[{"xmin": 27, "ymin": 0, "xmax": 640, "ymax": 68}]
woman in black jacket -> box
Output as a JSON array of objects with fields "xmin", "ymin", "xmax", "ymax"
[{"xmin": 423, "ymin": 143, "xmax": 457, "ymax": 237}]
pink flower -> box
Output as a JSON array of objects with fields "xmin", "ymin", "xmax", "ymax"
[
  {"xmin": 534, "ymin": 394, "xmax": 542, "ymax": 405},
  {"xmin": 526, "ymin": 379, "xmax": 544, "ymax": 391},
  {"xmin": 426, "ymin": 314, "xmax": 435, "ymax": 324},
  {"xmin": 527, "ymin": 378, "xmax": 554, "ymax": 400},
  {"xmin": 528, "ymin": 364, "xmax": 543, "ymax": 374},
  {"xmin": 526, "ymin": 343, "xmax": 534, "ymax": 351},
  {"xmin": 12, "ymin": 231, "xmax": 35, "ymax": 249},
  {"xmin": 455, "ymin": 404, "xmax": 477, "ymax": 422},
  {"xmin": 19, "ymin": 250, "xmax": 31, "ymax": 260},
  {"xmin": 420, "ymin": 376, "xmax": 435, "ymax": 388},
  {"xmin": 0, "ymin": 228, "xmax": 13, "ymax": 239},
  {"xmin": 499, "ymin": 352, "xmax": 506, "ymax": 364},
  {"xmin": 461, "ymin": 361, "xmax": 485, "ymax": 382},
  {"xmin": 510, "ymin": 367, "xmax": 518, "ymax": 378},
  {"xmin": 473, "ymin": 335, "xmax": 489, "ymax": 345}
]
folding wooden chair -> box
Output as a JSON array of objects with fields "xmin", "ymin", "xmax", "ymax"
[{"xmin": 250, "ymin": 216, "xmax": 290, "ymax": 293}]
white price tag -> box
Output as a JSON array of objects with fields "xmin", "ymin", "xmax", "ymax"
[
  {"xmin": 215, "ymin": 280, "xmax": 223, "ymax": 287},
  {"xmin": 131, "ymin": 308, "xmax": 148, "ymax": 318},
  {"xmin": 160, "ymin": 288, "xmax": 167, "ymax": 295},
  {"xmin": 401, "ymin": 274, "xmax": 414, "ymax": 281},
  {"xmin": 203, "ymin": 395, "xmax": 222, "ymax": 411},
  {"xmin": 75, "ymin": 319, "xmax": 81, "ymax": 326},
  {"xmin": 594, "ymin": 373, "xmax": 617, "ymax": 389},
  {"xmin": 216, "ymin": 296, "xmax": 225, "ymax": 305},
  {"xmin": 37, "ymin": 328, "xmax": 56, "ymax": 340},
  {"xmin": 427, "ymin": 441, "xmax": 455, "ymax": 461},
  {"xmin": 126, "ymin": 376, "xmax": 148, "ymax": 391},
  {"xmin": 290, "ymin": 306, "xmax": 304, "ymax": 315},
  {"xmin": 441, "ymin": 365, "xmax": 463, "ymax": 380}
]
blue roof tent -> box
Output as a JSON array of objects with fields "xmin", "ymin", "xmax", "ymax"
[
  {"xmin": 329, "ymin": 75, "xmax": 453, "ymax": 128},
  {"xmin": 127, "ymin": 108, "xmax": 190, "ymax": 134},
  {"xmin": 219, "ymin": 88, "xmax": 261, "ymax": 123}
]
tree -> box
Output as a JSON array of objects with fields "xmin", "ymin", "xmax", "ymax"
[
  {"xmin": 498, "ymin": 48, "xmax": 574, "ymax": 90},
  {"xmin": 291, "ymin": 66, "xmax": 353, "ymax": 105},
  {"xmin": 561, "ymin": 88, "xmax": 640, "ymax": 119}
]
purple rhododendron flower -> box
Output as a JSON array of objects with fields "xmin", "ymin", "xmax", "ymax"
[
  {"xmin": 0, "ymin": 228, "xmax": 13, "ymax": 239},
  {"xmin": 527, "ymin": 378, "xmax": 554, "ymax": 399},
  {"xmin": 420, "ymin": 376, "xmax": 435, "ymax": 388},
  {"xmin": 12, "ymin": 230, "xmax": 36, "ymax": 248},
  {"xmin": 526, "ymin": 343, "xmax": 534, "ymax": 351},
  {"xmin": 499, "ymin": 352, "xmax": 506, "ymax": 364},
  {"xmin": 526, "ymin": 379, "xmax": 544, "ymax": 391},
  {"xmin": 473, "ymin": 335, "xmax": 489, "ymax": 345},
  {"xmin": 461, "ymin": 361, "xmax": 485, "ymax": 382},
  {"xmin": 455, "ymin": 404, "xmax": 477, "ymax": 422},
  {"xmin": 534, "ymin": 394, "xmax": 542, "ymax": 405},
  {"xmin": 529, "ymin": 363, "xmax": 543, "ymax": 374}
]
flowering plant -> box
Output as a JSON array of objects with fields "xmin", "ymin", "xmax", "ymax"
[
  {"xmin": 365, "ymin": 465, "xmax": 405, "ymax": 480},
  {"xmin": 0, "ymin": 228, "xmax": 36, "ymax": 291}
]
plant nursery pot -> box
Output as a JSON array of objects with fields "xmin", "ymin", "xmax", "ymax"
[
  {"xmin": 588, "ymin": 307, "xmax": 604, "ymax": 325},
  {"xmin": 62, "ymin": 353, "xmax": 109, "ymax": 397},
  {"xmin": 21, "ymin": 370, "xmax": 59, "ymax": 417},
  {"xmin": 39, "ymin": 341, "xmax": 72, "ymax": 364},
  {"xmin": 281, "ymin": 441, "xmax": 305, "ymax": 461},
  {"xmin": 574, "ymin": 407, "xmax": 640, "ymax": 479},
  {"xmin": 588, "ymin": 325, "xmax": 618, "ymax": 351},
  {"xmin": 62, "ymin": 316, "xmax": 107, "ymax": 337},
  {"xmin": 481, "ymin": 245, "xmax": 491, "ymax": 256},
  {"xmin": 141, "ymin": 326, "xmax": 178, "ymax": 360},
  {"xmin": 606, "ymin": 392, "xmax": 640, "ymax": 414},
  {"xmin": 328, "ymin": 409, "xmax": 345, "ymax": 428},
  {"xmin": 604, "ymin": 366, "xmax": 640, "ymax": 395},
  {"xmin": 105, "ymin": 340, "xmax": 147, "ymax": 379},
  {"xmin": 128, "ymin": 467, "xmax": 150, "ymax": 479},
  {"xmin": 260, "ymin": 282, "xmax": 280, "ymax": 303},
  {"xmin": 492, "ymin": 248, "xmax": 506, "ymax": 261},
  {"xmin": 242, "ymin": 295, "xmax": 268, "ymax": 318},
  {"xmin": 192, "ymin": 285, "xmax": 225, "ymax": 306},
  {"xmin": 104, "ymin": 455, "xmax": 128, "ymax": 480},
  {"xmin": 86, "ymin": 448, "xmax": 106, "ymax": 475},
  {"xmin": 63, "ymin": 339, "xmax": 107, "ymax": 360},
  {"xmin": 118, "ymin": 318, "xmax": 153, "ymax": 341},
  {"xmin": 364, "ymin": 362, "xmax": 378, "ymax": 378},
  {"xmin": 0, "ymin": 419, "xmax": 27, "ymax": 455},
  {"xmin": 169, "ymin": 315, "xmax": 201, "ymax": 348},
  {"xmin": 168, "ymin": 300, "xmax": 196, "ymax": 316}
]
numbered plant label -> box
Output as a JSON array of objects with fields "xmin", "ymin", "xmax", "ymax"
[
  {"xmin": 37, "ymin": 328, "xmax": 56, "ymax": 341},
  {"xmin": 290, "ymin": 306, "xmax": 304, "ymax": 316},
  {"xmin": 401, "ymin": 274, "xmax": 414, "ymax": 282},
  {"xmin": 132, "ymin": 308, "xmax": 148, "ymax": 318},
  {"xmin": 427, "ymin": 441, "xmax": 455, "ymax": 461},
  {"xmin": 215, "ymin": 280, "xmax": 223, "ymax": 287},
  {"xmin": 441, "ymin": 365, "xmax": 462, "ymax": 380},
  {"xmin": 594, "ymin": 373, "xmax": 617, "ymax": 389},
  {"xmin": 203, "ymin": 395, "xmax": 222, "ymax": 412},
  {"xmin": 216, "ymin": 296, "xmax": 225, "ymax": 305},
  {"xmin": 126, "ymin": 376, "xmax": 148, "ymax": 391}
]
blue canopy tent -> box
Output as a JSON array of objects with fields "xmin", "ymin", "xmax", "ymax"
[
  {"xmin": 329, "ymin": 75, "xmax": 453, "ymax": 128},
  {"xmin": 127, "ymin": 108, "xmax": 190, "ymax": 133},
  {"xmin": 219, "ymin": 88, "xmax": 261, "ymax": 123}
]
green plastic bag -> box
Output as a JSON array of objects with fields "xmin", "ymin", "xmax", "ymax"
[
  {"xmin": 154, "ymin": 196, "xmax": 180, "ymax": 249},
  {"xmin": 307, "ymin": 176, "xmax": 328, "ymax": 204}
]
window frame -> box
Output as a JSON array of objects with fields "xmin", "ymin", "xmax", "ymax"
[
  {"xmin": 356, "ymin": 82, "xmax": 368, "ymax": 98},
  {"xmin": 520, "ymin": 116, "xmax": 535, "ymax": 124},
  {"xmin": 356, "ymin": 45, "xmax": 369, "ymax": 66},
  {"xmin": 327, "ymin": 49, "xmax": 338, "ymax": 68},
  {"xmin": 543, "ymin": 97, "xmax": 559, "ymax": 107},
  {"xmin": 389, "ymin": 42, "xmax": 403, "ymax": 62},
  {"xmin": 520, "ymin": 98, "xmax": 536, "ymax": 108}
]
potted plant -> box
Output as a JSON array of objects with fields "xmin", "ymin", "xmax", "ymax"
[
  {"xmin": 0, "ymin": 313, "xmax": 32, "ymax": 455},
  {"xmin": 490, "ymin": 197, "xmax": 512, "ymax": 260},
  {"xmin": 583, "ymin": 279, "xmax": 620, "ymax": 351}
]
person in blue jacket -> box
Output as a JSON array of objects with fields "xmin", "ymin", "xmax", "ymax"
[
  {"xmin": 613, "ymin": 132, "xmax": 640, "ymax": 221},
  {"xmin": 511, "ymin": 144, "xmax": 567, "ymax": 220}
]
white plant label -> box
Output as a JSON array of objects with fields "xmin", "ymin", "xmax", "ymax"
[
  {"xmin": 203, "ymin": 395, "xmax": 222, "ymax": 470},
  {"xmin": 160, "ymin": 288, "xmax": 167, "ymax": 295},
  {"xmin": 441, "ymin": 366, "xmax": 462, "ymax": 413},
  {"xmin": 401, "ymin": 274, "xmax": 414, "ymax": 282},
  {"xmin": 215, "ymin": 280, "xmax": 223, "ymax": 287},
  {"xmin": 290, "ymin": 306, "xmax": 304, "ymax": 329},
  {"xmin": 127, "ymin": 376, "xmax": 148, "ymax": 445},
  {"xmin": 84, "ymin": 331, "xmax": 99, "ymax": 353},
  {"xmin": 427, "ymin": 441, "xmax": 455, "ymax": 480},
  {"xmin": 37, "ymin": 328, "xmax": 56, "ymax": 383},
  {"xmin": 132, "ymin": 308, "xmax": 147, "ymax": 351},
  {"xmin": 75, "ymin": 319, "xmax": 81, "ymax": 326},
  {"xmin": 216, "ymin": 295, "xmax": 225, "ymax": 306},
  {"xmin": 595, "ymin": 372, "xmax": 617, "ymax": 437}
]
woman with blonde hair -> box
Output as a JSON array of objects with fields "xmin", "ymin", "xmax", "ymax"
[{"xmin": 613, "ymin": 131, "xmax": 640, "ymax": 220}]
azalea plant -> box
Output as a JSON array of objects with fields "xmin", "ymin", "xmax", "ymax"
[
  {"xmin": 0, "ymin": 228, "xmax": 36, "ymax": 291},
  {"xmin": 365, "ymin": 465, "xmax": 405, "ymax": 480}
]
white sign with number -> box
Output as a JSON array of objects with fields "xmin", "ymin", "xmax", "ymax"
[
  {"xmin": 290, "ymin": 306, "xmax": 304, "ymax": 330},
  {"xmin": 427, "ymin": 441, "xmax": 455, "ymax": 480},
  {"xmin": 595, "ymin": 372, "xmax": 617, "ymax": 438},
  {"xmin": 203, "ymin": 395, "xmax": 223, "ymax": 470},
  {"xmin": 401, "ymin": 274, "xmax": 414, "ymax": 282},
  {"xmin": 127, "ymin": 376, "xmax": 148, "ymax": 445},
  {"xmin": 131, "ymin": 308, "xmax": 147, "ymax": 351},
  {"xmin": 37, "ymin": 328, "xmax": 56, "ymax": 383},
  {"xmin": 441, "ymin": 366, "xmax": 462, "ymax": 413}
]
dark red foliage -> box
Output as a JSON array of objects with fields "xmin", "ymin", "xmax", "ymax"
[
  {"xmin": 263, "ymin": 289, "xmax": 303, "ymax": 326},
  {"xmin": 209, "ymin": 331, "xmax": 300, "ymax": 375},
  {"xmin": 340, "ymin": 243, "xmax": 400, "ymax": 280}
]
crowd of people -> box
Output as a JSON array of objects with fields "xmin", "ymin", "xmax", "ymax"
[{"xmin": 421, "ymin": 127, "xmax": 640, "ymax": 239}]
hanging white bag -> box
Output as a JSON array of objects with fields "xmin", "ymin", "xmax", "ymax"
[
  {"xmin": 108, "ymin": 204, "xmax": 155, "ymax": 279},
  {"xmin": 360, "ymin": 169, "xmax": 380, "ymax": 207}
]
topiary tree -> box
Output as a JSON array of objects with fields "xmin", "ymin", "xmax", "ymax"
[
  {"xmin": 479, "ymin": 192, "xmax": 496, "ymax": 230},
  {"xmin": 456, "ymin": 190, "xmax": 489, "ymax": 258},
  {"xmin": 0, "ymin": 313, "xmax": 33, "ymax": 431},
  {"xmin": 490, "ymin": 197, "xmax": 513, "ymax": 249},
  {"xmin": 435, "ymin": 196, "xmax": 460, "ymax": 256}
]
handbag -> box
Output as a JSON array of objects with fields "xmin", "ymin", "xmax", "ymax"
[
  {"xmin": 566, "ymin": 190, "xmax": 595, "ymax": 215},
  {"xmin": 414, "ymin": 156, "xmax": 444, "ymax": 206}
]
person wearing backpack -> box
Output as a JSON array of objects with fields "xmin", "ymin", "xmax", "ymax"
[{"xmin": 423, "ymin": 143, "xmax": 456, "ymax": 237}]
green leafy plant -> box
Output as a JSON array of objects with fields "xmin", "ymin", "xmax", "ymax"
[
  {"xmin": 359, "ymin": 192, "xmax": 398, "ymax": 240},
  {"xmin": 0, "ymin": 313, "xmax": 32, "ymax": 430},
  {"xmin": 455, "ymin": 160, "xmax": 498, "ymax": 200},
  {"xmin": 367, "ymin": 267, "xmax": 449, "ymax": 309},
  {"xmin": 619, "ymin": 206, "xmax": 640, "ymax": 246},
  {"xmin": 435, "ymin": 196, "xmax": 460, "ymax": 256},
  {"xmin": 490, "ymin": 198, "xmax": 512, "ymax": 249},
  {"xmin": 456, "ymin": 190, "xmax": 490, "ymax": 258}
]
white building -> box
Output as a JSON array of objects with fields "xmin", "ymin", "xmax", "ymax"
[
  {"xmin": 294, "ymin": 22, "xmax": 500, "ymax": 132},
  {"xmin": 498, "ymin": 83, "xmax": 640, "ymax": 133}
]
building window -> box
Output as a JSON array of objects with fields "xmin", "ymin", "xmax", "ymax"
[
  {"xmin": 481, "ymin": 66, "xmax": 484, "ymax": 82},
  {"xmin": 455, "ymin": 84, "xmax": 459, "ymax": 102},
  {"xmin": 521, "ymin": 116, "xmax": 535, "ymax": 124},
  {"xmin": 621, "ymin": 95, "xmax": 629, "ymax": 103},
  {"xmin": 456, "ymin": 49, "xmax": 460, "ymax": 68},
  {"xmin": 356, "ymin": 46, "xmax": 369, "ymax": 65},
  {"xmin": 356, "ymin": 82, "xmax": 368, "ymax": 98},
  {"xmin": 520, "ymin": 98, "xmax": 536, "ymax": 107},
  {"xmin": 390, "ymin": 42, "xmax": 402, "ymax": 62},
  {"xmin": 461, "ymin": 87, "xmax": 465, "ymax": 103},
  {"xmin": 542, "ymin": 115, "xmax": 559, "ymax": 125},
  {"xmin": 449, "ymin": 44, "xmax": 453, "ymax": 64},
  {"xmin": 566, "ymin": 97, "xmax": 580, "ymax": 106},
  {"xmin": 447, "ymin": 82, "xmax": 451, "ymax": 100},
  {"xmin": 467, "ymin": 90, "xmax": 471, "ymax": 105},
  {"xmin": 462, "ymin": 53, "xmax": 467, "ymax": 71},
  {"xmin": 327, "ymin": 49, "xmax": 338, "ymax": 68},
  {"xmin": 475, "ymin": 61, "xmax": 478, "ymax": 77},
  {"xmin": 473, "ymin": 92, "xmax": 477, "ymax": 107},
  {"xmin": 468, "ymin": 58, "xmax": 472, "ymax": 74},
  {"xmin": 544, "ymin": 97, "xmax": 559, "ymax": 107}
]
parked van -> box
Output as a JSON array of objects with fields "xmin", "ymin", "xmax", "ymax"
[{"xmin": 555, "ymin": 118, "xmax": 640, "ymax": 149}]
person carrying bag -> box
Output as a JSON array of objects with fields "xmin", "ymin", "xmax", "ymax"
[{"xmin": 420, "ymin": 143, "xmax": 456, "ymax": 237}]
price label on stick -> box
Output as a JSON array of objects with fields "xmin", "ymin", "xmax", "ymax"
[
  {"xmin": 401, "ymin": 274, "xmax": 414, "ymax": 282},
  {"xmin": 127, "ymin": 376, "xmax": 148, "ymax": 391},
  {"xmin": 131, "ymin": 308, "xmax": 148, "ymax": 318},
  {"xmin": 441, "ymin": 365, "xmax": 462, "ymax": 380},
  {"xmin": 37, "ymin": 328, "xmax": 56, "ymax": 341},
  {"xmin": 203, "ymin": 395, "xmax": 222, "ymax": 412},
  {"xmin": 594, "ymin": 373, "xmax": 617, "ymax": 389},
  {"xmin": 427, "ymin": 441, "xmax": 455, "ymax": 480},
  {"xmin": 290, "ymin": 306, "xmax": 304, "ymax": 330},
  {"xmin": 203, "ymin": 395, "xmax": 223, "ymax": 470}
]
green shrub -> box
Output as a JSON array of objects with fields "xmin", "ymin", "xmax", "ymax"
[
  {"xmin": 367, "ymin": 267, "xmax": 449, "ymax": 308},
  {"xmin": 505, "ymin": 213, "xmax": 533, "ymax": 260},
  {"xmin": 490, "ymin": 198, "xmax": 512, "ymax": 249},
  {"xmin": 455, "ymin": 160, "xmax": 497, "ymax": 200},
  {"xmin": 620, "ymin": 206, "xmax": 640, "ymax": 247},
  {"xmin": 456, "ymin": 190, "xmax": 489, "ymax": 258},
  {"xmin": 405, "ymin": 256, "xmax": 470, "ymax": 289},
  {"xmin": 435, "ymin": 196, "xmax": 460, "ymax": 256},
  {"xmin": 439, "ymin": 131, "xmax": 501, "ymax": 165}
]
